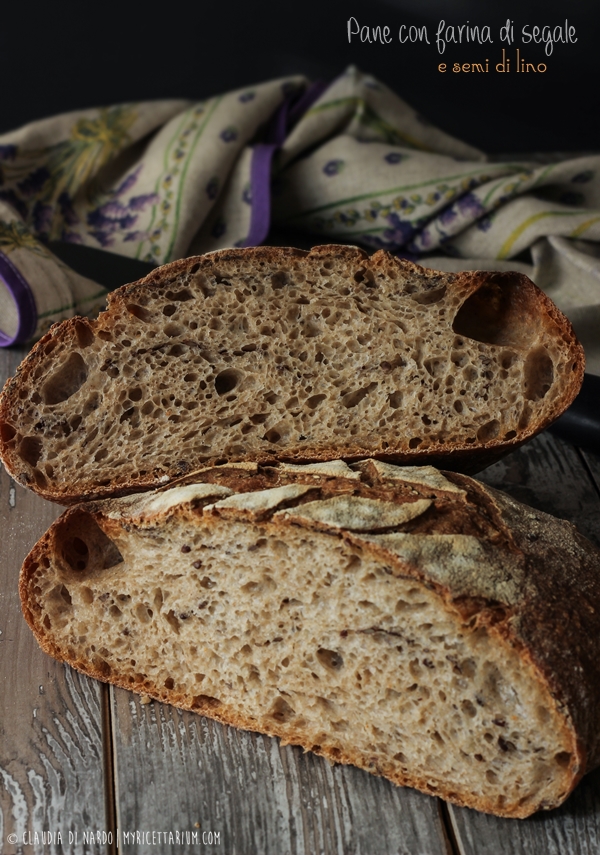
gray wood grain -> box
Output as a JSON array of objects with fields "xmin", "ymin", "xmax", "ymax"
[
  {"xmin": 448, "ymin": 769, "xmax": 600, "ymax": 855},
  {"xmin": 580, "ymin": 449, "xmax": 600, "ymax": 499},
  {"xmin": 111, "ymin": 689, "xmax": 452, "ymax": 855},
  {"xmin": 476, "ymin": 431, "xmax": 600, "ymax": 547},
  {"xmin": 449, "ymin": 430, "xmax": 600, "ymax": 855},
  {"xmin": 0, "ymin": 350, "xmax": 110, "ymax": 855}
]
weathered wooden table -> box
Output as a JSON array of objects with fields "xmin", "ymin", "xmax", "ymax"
[{"xmin": 1, "ymin": 340, "xmax": 599, "ymax": 855}]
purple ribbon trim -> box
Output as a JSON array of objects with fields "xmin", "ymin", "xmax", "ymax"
[
  {"xmin": 243, "ymin": 80, "xmax": 330, "ymax": 248},
  {"xmin": 0, "ymin": 248, "xmax": 37, "ymax": 346}
]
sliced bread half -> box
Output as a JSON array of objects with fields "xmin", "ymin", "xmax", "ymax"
[
  {"xmin": 20, "ymin": 459, "xmax": 600, "ymax": 817},
  {"xmin": 0, "ymin": 245, "xmax": 584, "ymax": 503}
]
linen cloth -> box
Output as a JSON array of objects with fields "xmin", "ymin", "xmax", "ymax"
[{"xmin": 0, "ymin": 66, "xmax": 598, "ymax": 371}]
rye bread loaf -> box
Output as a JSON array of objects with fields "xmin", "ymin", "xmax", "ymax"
[
  {"xmin": 20, "ymin": 459, "xmax": 600, "ymax": 818},
  {"xmin": 0, "ymin": 245, "xmax": 584, "ymax": 504}
]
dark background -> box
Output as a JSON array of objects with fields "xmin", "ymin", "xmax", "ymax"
[{"xmin": 1, "ymin": 0, "xmax": 597, "ymax": 153}]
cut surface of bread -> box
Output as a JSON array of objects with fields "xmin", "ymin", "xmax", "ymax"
[
  {"xmin": 0, "ymin": 245, "xmax": 584, "ymax": 503},
  {"xmin": 21, "ymin": 460, "xmax": 600, "ymax": 818}
]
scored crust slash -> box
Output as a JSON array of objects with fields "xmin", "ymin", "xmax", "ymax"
[
  {"xmin": 20, "ymin": 459, "xmax": 600, "ymax": 818},
  {"xmin": 0, "ymin": 245, "xmax": 584, "ymax": 504}
]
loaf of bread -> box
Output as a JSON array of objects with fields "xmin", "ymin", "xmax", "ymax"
[
  {"xmin": 0, "ymin": 245, "xmax": 584, "ymax": 504},
  {"xmin": 20, "ymin": 459, "xmax": 600, "ymax": 818}
]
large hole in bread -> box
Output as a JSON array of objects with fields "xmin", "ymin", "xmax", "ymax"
[
  {"xmin": 19, "ymin": 435, "xmax": 43, "ymax": 467},
  {"xmin": 41, "ymin": 352, "xmax": 88, "ymax": 405},
  {"xmin": 59, "ymin": 511, "xmax": 123, "ymax": 577},
  {"xmin": 214, "ymin": 369, "xmax": 242, "ymax": 396},
  {"xmin": 452, "ymin": 275, "xmax": 537, "ymax": 349},
  {"xmin": 523, "ymin": 347, "xmax": 554, "ymax": 401}
]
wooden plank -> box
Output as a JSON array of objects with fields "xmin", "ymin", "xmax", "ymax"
[
  {"xmin": 476, "ymin": 431, "xmax": 600, "ymax": 547},
  {"xmin": 111, "ymin": 689, "xmax": 452, "ymax": 855},
  {"xmin": 580, "ymin": 449, "xmax": 600, "ymax": 498},
  {"xmin": 0, "ymin": 349, "xmax": 110, "ymax": 855},
  {"xmin": 449, "ymin": 430, "xmax": 600, "ymax": 855},
  {"xmin": 447, "ymin": 770, "xmax": 600, "ymax": 855}
]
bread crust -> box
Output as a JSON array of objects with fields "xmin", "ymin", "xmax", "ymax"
[
  {"xmin": 19, "ymin": 461, "xmax": 600, "ymax": 817},
  {"xmin": 0, "ymin": 246, "xmax": 584, "ymax": 504}
]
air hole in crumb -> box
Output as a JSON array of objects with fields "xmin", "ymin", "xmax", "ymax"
[
  {"xmin": 461, "ymin": 699, "xmax": 477, "ymax": 718},
  {"xmin": 271, "ymin": 271, "xmax": 290, "ymax": 289},
  {"xmin": 163, "ymin": 322, "xmax": 183, "ymax": 337},
  {"xmin": 270, "ymin": 696, "xmax": 295, "ymax": 723},
  {"xmin": 214, "ymin": 369, "xmax": 242, "ymax": 396},
  {"xmin": 476, "ymin": 420, "xmax": 500, "ymax": 442},
  {"xmin": 192, "ymin": 694, "xmax": 221, "ymax": 709},
  {"xmin": 306, "ymin": 394, "xmax": 326, "ymax": 410},
  {"xmin": 61, "ymin": 513, "xmax": 123, "ymax": 575},
  {"xmin": 165, "ymin": 288, "xmax": 193, "ymax": 302},
  {"xmin": 126, "ymin": 304, "xmax": 152, "ymax": 322},
  {"xmin": 74, "ymin": 320, "xmax": 95, "ymax": 348},
  {"xmin": 64, "ymin": 537, "xmax": 90, "ymax": 570},
  {"xmin": 518, "ymin": 404, "xmax": 532, "ymax": 430},
  {"xmin": 41, "ymin": 352, "xmax": 88, "ymax": 404},
  {"xmin": 500, "ymin": 350, "xmax": 517, "ymax": 369},
  {"xmin": 19, "ymin": 436, "xmax": 42, "ymax": 467},
  {"xmin": 524, "ymin": 346, "xmax": 554, "ymax": 401},
  {"xmin": 498, "ymin": 736, "xmax": 516, "ymax": 752},
  {"xmin": 0, "ymin": 423, "xmax": 16, "ymax": 442},
  {"xmin": 53, "ymin": 584, "xmax": 72, "ymax": 605},
  {"xmin": 342, "ymin": 382, "xmax": 377, "ymax": 408},
  {"xmin": 134, "ymin": 604, "xmax": 153, "ymax": 624},
  {"xmin": 316, "ymin": 648, "xmax": 344, "ymax": 671},
  {"xmin": 80, "ymin": 587, "xmax": 94, "ymax": 604},
  {"xmin": 411, "ymin": 285, "xmax": 446, "ymax": 305},
  {"xmin": 409, "ymin": 437, "xmax": 422, "ymax": 448},
  {"xmin": 452, "ymin": 275, "xmax": 535, "ymax": 347}
]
